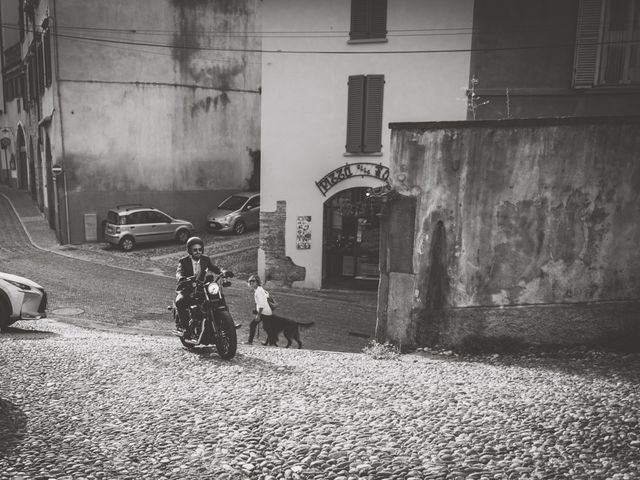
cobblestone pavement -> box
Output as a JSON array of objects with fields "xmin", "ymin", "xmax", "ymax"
[
  {"xmin": 1, "ymin": 320, "xmax": 639, "ymax": 480},
  {"xmin": 0, "ymin": 188, "xmax": 377, "ymax": 353}
]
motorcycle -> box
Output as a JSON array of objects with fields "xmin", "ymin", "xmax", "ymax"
[{"xmin": 169, "ymin": 270, "xmax": 238, "ymax": 360}]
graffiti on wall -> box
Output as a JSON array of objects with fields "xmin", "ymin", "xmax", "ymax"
[{"xmin": 296, "ymin": 216, "xmax": 311, "ymax": 249}]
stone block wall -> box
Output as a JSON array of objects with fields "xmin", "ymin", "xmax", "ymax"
[{"xmin": 259, "ymin": 200, "xmax": 305, "ymax": 287}]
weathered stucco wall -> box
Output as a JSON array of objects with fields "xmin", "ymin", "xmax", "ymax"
[
  {"xmin": 381, "ymin": 117, "xmax": 640, "ymax": 349},
  {"xmin": 53, "ymin": 0, "xmax": 261, "ymax": 243}
]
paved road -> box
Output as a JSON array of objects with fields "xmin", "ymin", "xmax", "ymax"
[
  {"xmin": 0, "ymin": 192, "xmax": 377, "ymax": 353},
  {"xmin": 2, "ymin": 319, "xmax": 639, "ymax": 480}
]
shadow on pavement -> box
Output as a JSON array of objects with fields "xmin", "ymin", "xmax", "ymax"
[
  {"xmin": 0, "ymin": 325, "xmax": 59, "ymax": 338},
  {"xmin": 459, "ymin": 351, "xmax": 640, "ymax": 383},
  {"xmin": 0, "ymin": 398, "xmax": 27, "ymax": 455}
]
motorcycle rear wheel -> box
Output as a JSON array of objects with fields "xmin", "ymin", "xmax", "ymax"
[{"xmin": 214, "ymin": 309, "xmax": 237, "ymax": 360}]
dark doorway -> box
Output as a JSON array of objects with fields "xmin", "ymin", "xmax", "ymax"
[
  {"xmin": 16, "ymin": 127, "xmax": 27, "ymax": 190},
  {"xmin": 28, "ymin": 136, "xmax": 36, "ymax": 199},
  {"xmin": 322, "ymin": 187, "xmax": 382, "ymax": 291},
  {"xmin": 45, "ymin": 134, "xmax": 55, "ymax": 230}
]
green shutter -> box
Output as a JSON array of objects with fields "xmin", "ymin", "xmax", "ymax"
[
  {"xmin": 350, "ymin": 0, "xmax": 369, "ymax": 40},
  {"xmin": 363, "ymin": 75, "xmax": 384, "ymax": 153},
  {"xmin": 573, "ymin": 0, "xmax": 604, "ymax": 88},
  {"xmin": 346, "ymin": 75, "xmax": 365, "ymax": 153},
  {"xmin": 370, "ymin": 0, "xmax": 388, "ymax": 39}
]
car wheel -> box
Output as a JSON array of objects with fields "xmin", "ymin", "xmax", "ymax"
[
  {"xmin": 233, "ymin": 220, "xmax": 245, "ymax": 235},
  {"xmin": 120, "ymin": 236, "xmax": 135, "ymax": 251},
  {"xmin": 0, "ymin": 300, "xmax": 12, "ymax": 332},
  {"xmin": 176, "ymin": 229, "xmax": 190, "ymax": 244}
]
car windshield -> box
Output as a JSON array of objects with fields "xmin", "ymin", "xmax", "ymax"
[
  {"xmin": 218, "ymin": 195, "xmax": 247, "ymax": 211},
  {"xmin": 107, "ymin": 211, "xmax": 122, "ymax": 225}
]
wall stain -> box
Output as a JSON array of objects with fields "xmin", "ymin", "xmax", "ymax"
[{"xmin": 191, "ymin": 92, "xmax": 231, "ymax": 116}]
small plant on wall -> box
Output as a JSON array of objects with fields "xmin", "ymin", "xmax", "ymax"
[{"xmin": 466, "ymin": 75, "xmax": 490, "ymax": 120}]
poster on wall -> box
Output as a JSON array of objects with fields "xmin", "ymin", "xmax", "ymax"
[{"xmin": 296, "ymin": 216, "xmax": 311, "ymax": 249}]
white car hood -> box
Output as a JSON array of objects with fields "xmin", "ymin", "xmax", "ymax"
[{"xmin": 0, "ymin": 272, "xmax": 44, "ymax": 289}]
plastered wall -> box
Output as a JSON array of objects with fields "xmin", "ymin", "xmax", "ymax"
[{"xmin": 381, "ymin": 117, "xmax": 640, "ymax": 349}]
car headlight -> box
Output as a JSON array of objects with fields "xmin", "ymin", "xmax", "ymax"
[
  {"xmin": 5, "ymin": 279, "xmax": 32, "ymax": 290},
  {"xmin": 207, "ymin": 283, "xmax": 220, "ymax": 295}
]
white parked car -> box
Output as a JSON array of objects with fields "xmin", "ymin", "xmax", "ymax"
[{"xmin": 0, "ymin": 272, "xmax": 47, "ymax": 331}]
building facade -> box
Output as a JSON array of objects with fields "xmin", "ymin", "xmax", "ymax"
[
  {"xmin": 259, "ymin": 0, "xmax": 474, "ymax": 290},
  {"xmin": 0, "ymin": 0, "xmax": 261, "ymax": 244},
  {"xmin": 468, "ymin": 0, "xmax": 640, "ymax": 119}
]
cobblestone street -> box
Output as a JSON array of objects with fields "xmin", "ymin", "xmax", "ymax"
[
  {"xmin": 1, "ymin": 189, "xmax": 640, "ymax": 480},
  {"xmin": 1, "ymin": 319, "xmax": 639, "ymax": 480}
]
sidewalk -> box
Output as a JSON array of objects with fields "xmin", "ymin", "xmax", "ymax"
[{"xmin": 0, "ymin": 186, "xmax": 379, "ymax": 340}]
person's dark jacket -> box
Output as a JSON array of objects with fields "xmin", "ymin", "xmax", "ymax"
[{"xmin": 176, "ymin": 255, "xmax": 221, "ymax": 284}]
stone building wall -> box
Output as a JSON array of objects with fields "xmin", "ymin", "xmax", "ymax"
[{"xmin": 259, "ymin": 201, "xmax": 305, "ymax": 287}]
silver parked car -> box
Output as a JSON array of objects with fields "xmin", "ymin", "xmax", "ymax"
[
  {"xmin": 207, "ymin": 192, "xmax": 260, "ymax": 235},
  {"xmin": 0, "ymin": 272, "xmax": 47, "ymax": 331},
  {"xmin": 104, "ymin": 204, "xmax": 193, "ymax": 251}
]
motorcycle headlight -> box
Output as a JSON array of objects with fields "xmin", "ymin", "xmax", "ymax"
[{"xmin": 207, "ymin": 283, "xmax": 220, "ymax": 295}]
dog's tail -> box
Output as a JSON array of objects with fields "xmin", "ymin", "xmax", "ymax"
[{"xmin": 296, "ymin": 321, "xmax": 315, "ymax": 328}]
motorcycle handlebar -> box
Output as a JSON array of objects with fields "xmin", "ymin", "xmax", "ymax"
[{"xmin": 177, "ymin": 269, "xmax": 234, "ymax": 289}]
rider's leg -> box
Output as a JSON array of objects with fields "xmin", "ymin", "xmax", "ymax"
[{"xmin": 175, "ymin": 293, "xmax": 190, "ymax": 330}]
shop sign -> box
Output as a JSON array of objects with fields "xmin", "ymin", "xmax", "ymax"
[{"xmin": 315, "ymin": 162, "xmax": 389, "ymax": 196}]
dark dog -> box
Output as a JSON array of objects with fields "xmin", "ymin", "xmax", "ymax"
[{"xmin": 261, "ymin": 315, "xmax": 314, "ymax": 349}]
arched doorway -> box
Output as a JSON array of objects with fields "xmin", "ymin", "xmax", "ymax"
[
  {"xmin": 16, "ymin": 126, "xmax": 28, "ymax": 190},
  {"xmin": 322, "ymin": 187, "xmax": 383, "ymax": 291},
  {"xmin": 28, "ymin": 136, "xmax": 36, "ymax": 199}
]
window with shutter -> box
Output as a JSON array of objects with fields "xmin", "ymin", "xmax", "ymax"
[
  {"xmin": 44, "ymin": 29, "xmax": 52, "ymax": 87},
  {"xmin": 350, "ymin": 0, "xmax": 388, "ymax": 41},
  {"xmin": 573, "ymin": 0, "xmax": 640, "ymax": 87},
  {"xmin": 346, "ymin": 75, "xmax": 385, "ymax": 154}
]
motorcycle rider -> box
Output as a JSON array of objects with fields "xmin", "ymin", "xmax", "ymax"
[{"xmin": 174, "ymin": 236, "xmax": 222, "ymax": 332}]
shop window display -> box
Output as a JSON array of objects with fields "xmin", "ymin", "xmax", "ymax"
[{"xmin": 323, "ymin": 187, "xmax": 382, "ymax": 290}]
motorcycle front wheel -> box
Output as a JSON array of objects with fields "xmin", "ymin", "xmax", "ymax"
[{"xmin": 213, "ymin": 309, "xmax": 237, "ymax": 360}]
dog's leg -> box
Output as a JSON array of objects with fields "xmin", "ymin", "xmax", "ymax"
[{"xmin": 283, "ymin": 331, "xmax": 293, "ymax": 348}]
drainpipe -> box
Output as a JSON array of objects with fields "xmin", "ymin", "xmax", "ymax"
[{"xmin": 50, "ymin": 0, "xmax": 70, "ymax": 244}]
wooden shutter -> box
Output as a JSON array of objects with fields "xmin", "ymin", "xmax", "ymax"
[
  {"xmin": 44, "ymin": 30, "xmax": 52, "ymax": 87},
  {"xmin": 346, "ymin": 75, "xmax": 365, "ymax": 153},
  {"xmin": 573, "ymin": 0, "xmax": 604, "ymax": 87},
  {"xmin": 370, "ymin": 0, "xmax": 388, "ymax": 39},
  {"xmin": 350, "ymin": 0, "xmax": 369, "ymax": 40},
  {"xmin": 363, "ymin": 75, "xmax": 384, "ymax": 153}
]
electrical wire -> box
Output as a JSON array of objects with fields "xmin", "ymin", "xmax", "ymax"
[{"xmin": 2, "ymin": 23, "xmax": 638, "ymax": 56}]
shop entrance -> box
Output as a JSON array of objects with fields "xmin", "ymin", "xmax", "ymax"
[{"xmin": 322, "ymin": 187, "xmax": 382, "ymax": 291}]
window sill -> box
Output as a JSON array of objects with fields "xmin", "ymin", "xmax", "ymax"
[
  {"xmin": 343, "ymin": 152, "xmax": 384, "ymax": 157},
  {"xmin": 347, "ymin": 38, "xmax": 388, "ymax": 45}
]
